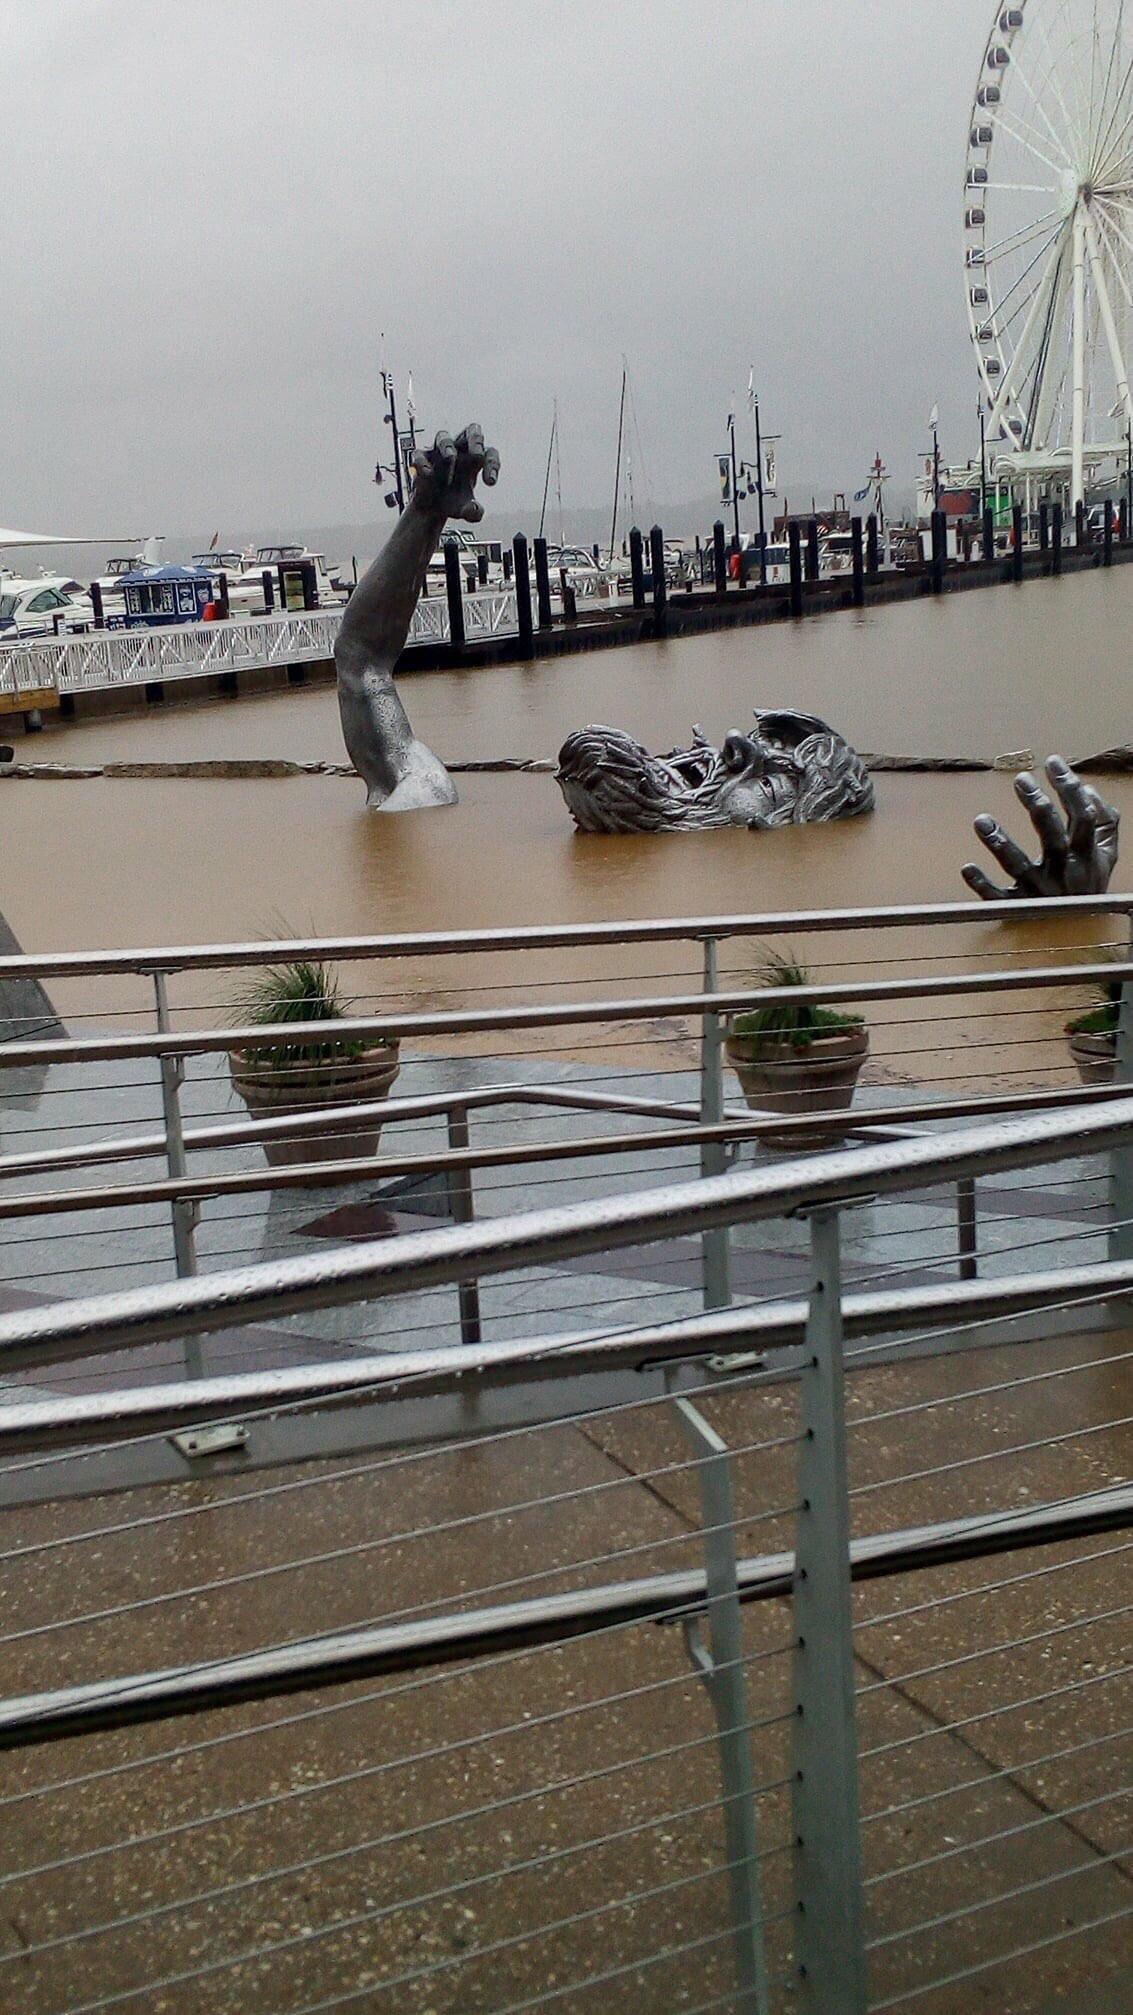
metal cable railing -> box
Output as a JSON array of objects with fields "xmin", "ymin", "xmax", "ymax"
[{"xmin": 1, "ymin": 906, "xmax": 1132, "ymax": 2012}]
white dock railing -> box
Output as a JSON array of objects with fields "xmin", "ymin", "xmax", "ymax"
[{"xmin": 0, "ymin": 589, "xmax": 519, "ymax": 700}]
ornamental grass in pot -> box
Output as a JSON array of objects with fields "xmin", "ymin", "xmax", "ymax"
[
  {"xmin": 724, "ymin": 953, "xmax": 868, "ymax": 1151},
  {"xmin": 228, "ymin": 958, "xmax": 400, "ymax": 1177},
  {"xmin": 1066, "ymin": 976, "xmax": 1121, "ymax": 1085}
]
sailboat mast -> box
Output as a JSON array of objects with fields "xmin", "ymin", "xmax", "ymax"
[
  {"xmin": 538, "ymin": 405, "xmax": 556, "ymax": 540},
  {"xmin": 609, "ymin": 365, "xmax": 627, "ymax": 561}
]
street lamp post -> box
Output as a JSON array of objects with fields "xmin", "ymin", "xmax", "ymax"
[
  {"xmin": 728, "ymin": 412, "xmax": 741, "ymax": 557},
  {"xmin": 978, "ymin": 400, "xmax": 987, "ymax": 517},
  {"xmin": 377, "ymin": 369, "xmax": 406, "ymax": 514},
  {"xmin": 752, "ymin": 389, "xmax": 768, "ymax": 584},
  {"xmin": 1126, "ymin": 419, "xmax": 1132, "ymax": 532}
]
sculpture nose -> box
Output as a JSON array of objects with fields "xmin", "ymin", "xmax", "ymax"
[{"xmin": 722, "ymin": 731, "xmax": 762, "ymax": 775}]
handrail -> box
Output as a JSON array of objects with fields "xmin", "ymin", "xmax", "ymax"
[
  {"xmin": 0, "ymin": 891, "xmax": 1129, "ymax": 981},
  {"xmin": 1, "ymin": 1482, "xmax": 1127, "ymax": 1750},
  {"xmin": 1, "ymin": 957, "xmax": 1129, "ymax": 1069},
  {"xmin": 2, "ymin": 1253, "xmax": 1131, "ymax": 1430},
  {"xmin": 1, "ymin": 1096, "xmax": 1131, "ymax": 1361}
]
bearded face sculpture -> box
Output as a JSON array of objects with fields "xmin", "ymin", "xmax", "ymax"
[{"xmin": 555, "ymin": 709, "xmax": 874, "ymax": 834}]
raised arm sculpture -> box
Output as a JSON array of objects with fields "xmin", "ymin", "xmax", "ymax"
[
  {"xmin": 335, "ymin": 424, "xmax": 500, "ymax": 810},
  {"xmin": 961, "ymin": 755, "xmax": 1119, "ymax": 899}
]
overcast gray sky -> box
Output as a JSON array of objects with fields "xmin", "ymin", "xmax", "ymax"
[{"xmin": 3, "ymin": 0, "xmax": 997, "ymax": 536}]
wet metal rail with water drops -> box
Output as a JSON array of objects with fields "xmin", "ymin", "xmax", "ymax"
[{"xmin": 0, "ymin": 898, "xmax": 1129, "ymax": 2010}]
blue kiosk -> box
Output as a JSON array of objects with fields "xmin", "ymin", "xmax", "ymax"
[{"xmin": 113, "ymin": 564, "xmax": 213, "ymax": 629}]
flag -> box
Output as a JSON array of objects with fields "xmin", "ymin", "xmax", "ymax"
[
  {"xmin": 929, "ymin": 403, "xmax": 939, "ymax": 430},
  {"xmin": 406, "ymin": 373, "xmax": 416, "ymax": 420},
  {"xmin": 853, "ymin": 485, "xmax": 870, "ymax": 502},
  {"xmin": 718, "ymin": 455, "xmax": 733, "ymax": 505},
  {"xmin": 747, "ymin": 368, "xmax": 755, "ymax": 408}
]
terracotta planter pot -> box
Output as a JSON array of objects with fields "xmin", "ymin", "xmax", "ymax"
[
  {"xmin": 228, "ymin": 1043, "xmax": 400, "ymax": 1180},
  {"xmin": 1067, "ymin": 1028, "xmax": 1117, "ymax": 1085},
  {"xmin": 724, "ymin": 1026, "xmax": 869, "ymax": 1151}
]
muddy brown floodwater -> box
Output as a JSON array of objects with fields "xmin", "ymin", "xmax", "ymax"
[{"xmin": 3, "ymin": 567, "xmax": 1132, "ymax": 1053}]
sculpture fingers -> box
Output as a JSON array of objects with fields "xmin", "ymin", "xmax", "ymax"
[
  {"xmin": 482, "ymin": 444, "xmax": 500, "ymax": 487},
  {"xmin": 1044, "ymin": 756, "xmax": 1101, "ymax": 854},
  {"xmin": 459, "ymin": 422, "xmax": 486, "ymax": 474},
  {"xmin": 962, "ymin": 861, "xmax": 1012, "ymax": 901},
  {"xmin": 972, "ymin": 813, "xmax": 1039, "ymax": 887},
  {"xmin": 432, "ymin": 431, "xmax": 458, "ymax": 484},
  {"xmin": 1012, "ymin": 772, "xmax": 1068, "ymax": 861}
]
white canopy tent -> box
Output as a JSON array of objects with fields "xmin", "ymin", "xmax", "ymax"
[{"xmin": 0, "ymin": 527, "xmax": 139, "ymax": 548}]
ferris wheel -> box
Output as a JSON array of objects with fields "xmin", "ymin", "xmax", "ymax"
[{"xmin": 965, "ymin": 0, "xmax": 1133, "ymax": 505}]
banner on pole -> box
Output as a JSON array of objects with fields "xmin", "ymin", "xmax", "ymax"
[
  {"xmin": 718, "ymin": 455, "xmax": 733, "ymax": 505},
  {"xmin": 762, "ymin": 441, "xmax": 777, "ymax": 495}
]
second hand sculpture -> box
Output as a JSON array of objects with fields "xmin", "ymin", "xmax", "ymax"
[
  {"xmin": 335, "ymin": 424, "xmax": 500, "ymax": 811},
  {"xmin": 961, "ymin": 756, "xmax": 1119, "ymax": 899}
]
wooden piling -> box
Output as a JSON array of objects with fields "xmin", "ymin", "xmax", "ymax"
[
  {"xmin": 649, "ymin": 525, "xmax": 667, "ymax": 636},
  {"xmin": 850, "ymin": 516, "xmax": 865, "ymax": 606},
  {"xmin": 533, "ymin": 537, "xmax": 554, "ymax": 630},
  {"xmin": 443, "ymin": 541, "xmax": 466, "ymax": 651},
  {"xmin": 512, "ymin": 534, "xmax": 534, "ymax": 655},
  {"xmin": 629, "ymin": 526, "xmax": 646, "ymax": 609},
  {"xmin": 788, "ymin": 521, "xmax": 803, "ymax": 617}
]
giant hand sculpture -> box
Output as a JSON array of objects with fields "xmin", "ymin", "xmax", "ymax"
[
  {"xmin": 335, "ymin": 424, "xmax": 500, "ymax": 810},
  {"xmin": 961, "ymin": 755, "xmax": 1119, "ymax": 899}
]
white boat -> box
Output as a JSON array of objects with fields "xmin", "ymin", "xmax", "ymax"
[
  {"xmin": 237, "ymin": 546, "xmax": 348, "ymax": 609},
  {"xmin": 424, "ymin": 529, "xmax": 506, "ymax": 595},
  {"xmin": 0, "ymin": 575, "xmax": 95, "ymax": 640}
]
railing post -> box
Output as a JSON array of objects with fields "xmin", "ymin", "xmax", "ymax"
[
  {"xmin": 151, "ymin": 970, "xmax": 202, "ymax": 1378},
  {"xmin": 674, "ymin": 1395, "xmax": 770, "ymax": 2015},
  {"xmin": 1108, "ymin": 920, "xmax": 1133, "ymax": 1265},
  {"xmin": 865, "ymin": 513, "xmax": 879, "ymax": 578},
  {"xmin": 1104, "ymin": 498, "xmax": 1114, "ymax": 566},
  {"xmin": 1039, "ymin": 500, "xmax": 1050, "ymax": 566},
  {"xmin": 446, "ymin": 1103, "xmax": 482, "ymax": 1347},
  {"xmin": 982, "ymin": 504, "xmax": 995, "ymax": 563},
  {"xmin": 1011, "ymin": 504, "xmax": 1024, "ymax": 581},
  {"xmin": 957, "ymin": 1174, "xmax": 978, "ymax": 1280},
  {"xmin": 791, "ymin": 1206, "xmax": 867, "ymax": 2015},
  {"xmin": 806, "ymin": 518, "xmax": 821, "ymax": 583},
  {"xmin": 700, "ymin": 936, "xmax": 732, "ymax": 1310}
]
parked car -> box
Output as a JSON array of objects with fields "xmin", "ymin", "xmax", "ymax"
[{"xmin": 0, "ymin": 578, "xmax": 95, "ymax": 640}]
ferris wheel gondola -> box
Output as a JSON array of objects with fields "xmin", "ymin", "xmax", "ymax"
[{"xmin": 965, "ymin": 0, "xmax": 1133, "ymax": 507}]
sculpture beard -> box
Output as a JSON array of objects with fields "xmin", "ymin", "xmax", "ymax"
[{"xmin": 555, "ymin": 709, "xmax": 875, "ymax": 834}]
